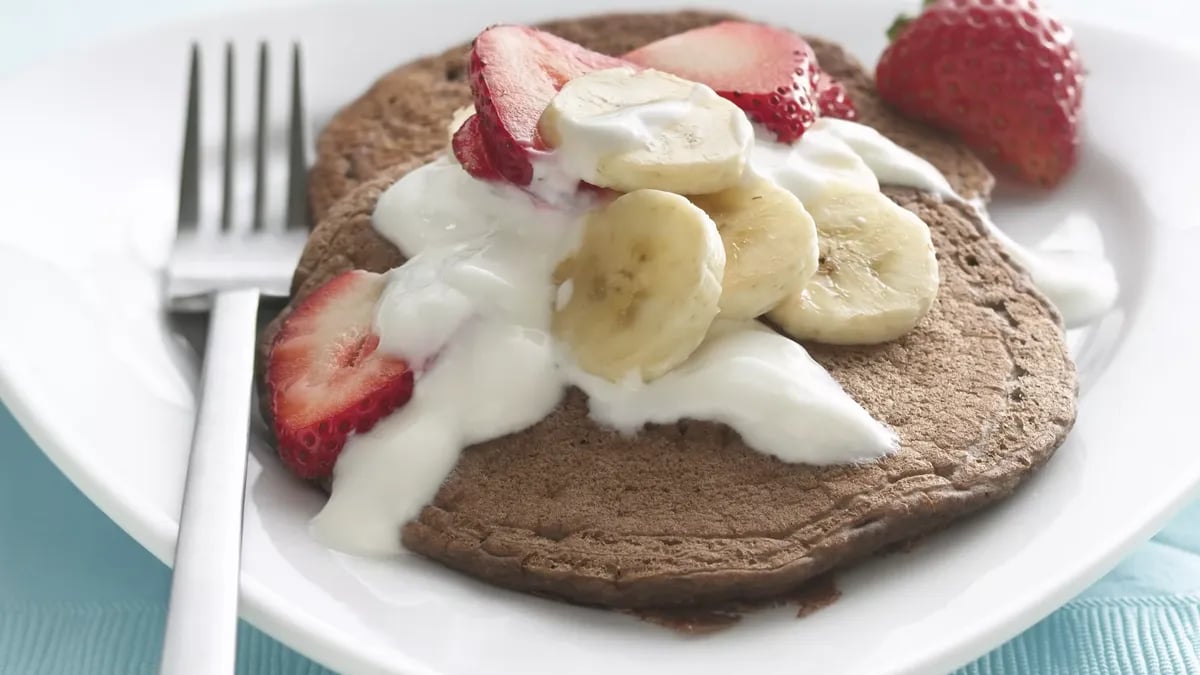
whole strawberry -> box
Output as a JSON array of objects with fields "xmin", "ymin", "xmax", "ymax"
[{"xmin": 876, "ymin": 0, "xmax": 1083, "ymax": 187}]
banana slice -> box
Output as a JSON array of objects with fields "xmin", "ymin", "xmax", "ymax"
[
  {"xmin": 768, "ymin": 189, "xmax": 939, "ymax": 344},
  {"xmin": 447, "ymin": 104, "xmax": 475, "ymax": 145},
  {"xmin": 553, "ymin": 189, "xmax": 725, "ymax": 382},
  {"xmin": 539, "ymin": 67, "xmax": 752, "ymax": 195},
  {"xmin": 690, "ymin": 177, "xmax": 819, "ymax": 320}
]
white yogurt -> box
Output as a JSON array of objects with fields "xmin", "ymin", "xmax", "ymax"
[
  {"xmin": 529, "ymin": 77, "xmax": 753, "ymax": 205},
  {"xmin": 312, "ymin": 109, "xmax": 1116, "ymax": 554},
  {"xmin": 750, "ymin": 121, "xmax": 880, "ymax": 203},
  {"xmin": 314, "ymin": 153, "xmax": 899, "ymax": 553},
  {"xmin": 573, "ymin": 320, "xmax": 896, "ymax": 465},
  {"xmin": 312, "ymin": 317, "xmax": 564, "ymax": 554},
  {"xmin": 819, "ymin": 118, "xmax": 957, "ymax": 198},
  {"xmin": 547, "ymin": 98, "xmax": 692, "ymax": 180}
]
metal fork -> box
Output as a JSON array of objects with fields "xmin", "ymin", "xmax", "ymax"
[{"xmin": 159, "ymin": 42, "xmax": 309, "ymax": 674}]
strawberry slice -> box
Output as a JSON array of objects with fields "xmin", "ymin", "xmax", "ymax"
[
  {"xmin": 451, "ymin": 113, "xmax": 502, "ymax": 181},
  {"xmin": 624, "ymin": 21, "xmax": 824, "ymax": 144},
  {"xmin": 267, "ymin": 270, "xmax": 414, "ymax": 479},
  {"xmin": 815, "ymin": 70, "xmax": 858, "ymax": 121},
  {"xmin": 468, "ymin": 25, "xmax": 630, "ymax": 185}
]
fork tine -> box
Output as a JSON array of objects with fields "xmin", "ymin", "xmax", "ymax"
[
  {"xmin": 251, "ymin": 42, "xmax": 269, "ymax": 231},
  {"xmin": 285, "ymin": 42, "xmax": 309, "ymax": 230},
  {"xmin": 177, "ymin": 44, "xmax": 201, "ymax": 231},
  {"xmin": 219, "ymin": 42, "xmax": 236, "ymax": 231}
]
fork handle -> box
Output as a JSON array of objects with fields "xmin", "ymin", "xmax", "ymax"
[{"xmin": 159, "ymin": 288, "xmax": 260, "ymax": 675}]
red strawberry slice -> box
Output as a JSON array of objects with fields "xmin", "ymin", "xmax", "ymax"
[
  {"xmin": 815, "ymin": 70, "xmax": 858, "ymax": 121},
  {"xmin": 624, "ymin": 21, "xmax": 825, "ymax": 144},
  {"xmin": 268, "ymin": 270, "xmax": 415, "ymax": 479},
  {"xmin": 468, "ymin": 25, "xmax": 630, "ymax": 185},
  {"xmin": 451, "ymin": 113, "xmax": 502, "ymax": 181}
]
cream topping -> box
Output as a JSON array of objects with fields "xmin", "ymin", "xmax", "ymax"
[{"xmin": 312, "ymin": 107, "xmax": 1114, "ymax": 554}]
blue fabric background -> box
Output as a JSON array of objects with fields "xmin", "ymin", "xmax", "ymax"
[{"xmin": 2, "ymin": 404, "xmax": 1198, "ymax": 674}]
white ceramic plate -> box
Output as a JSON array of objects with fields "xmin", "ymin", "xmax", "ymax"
[{"xmin": 2, "ymin": 2, "xmax": 1199, "ymax": 673}]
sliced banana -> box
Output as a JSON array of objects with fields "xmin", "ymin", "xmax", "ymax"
[
  {"xmin": 768, "ymin": 189, "xmax": 939, "ymax": 344},
  {"xmin": 553, "ymin": 189, "xmax": 725, "ymax": 382},
  {"xmin": 446, "ymin": 104, "xmax": 476, "ymax": 146},
  {"xmin": 690, "ymin": 177, "xmax": 819, "ymax": 320},
  {"xmin": 539, "ymin": 67, "xmax": 752, "ymax": 195}
]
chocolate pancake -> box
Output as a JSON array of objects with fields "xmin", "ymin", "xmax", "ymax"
[{"xmin": 267, "ymin": 11, "xmax": 1075, "ymax": 608}]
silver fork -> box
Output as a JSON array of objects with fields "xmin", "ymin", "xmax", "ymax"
[{"xmin": 159, "ymin": 42, "xmax": 309, "ymax": 674}]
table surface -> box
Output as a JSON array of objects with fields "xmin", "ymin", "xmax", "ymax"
[{"xmin": 1, "ymin": 1, "xmax": 1198, "ymax": 674}]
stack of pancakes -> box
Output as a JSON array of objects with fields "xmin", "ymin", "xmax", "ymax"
[{"xmin": 261, "ymin": 11, "xmax": 1075, "ymax": 609}]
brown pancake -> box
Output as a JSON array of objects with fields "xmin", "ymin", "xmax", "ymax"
[{"xmin": 266, "ymin": 11, "xmax": 1075, "ymax": 609}]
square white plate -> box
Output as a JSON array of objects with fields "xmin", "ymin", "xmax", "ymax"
[{"xmin": 1, "ymin": 2, "xmax": 1198, "ymax": 673}]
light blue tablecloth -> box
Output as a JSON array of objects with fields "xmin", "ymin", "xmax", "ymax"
[{"xmin": 2, "ymin": 403, "xmax": 1198, "ymax": 674}]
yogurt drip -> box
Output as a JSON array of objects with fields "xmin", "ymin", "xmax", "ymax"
[
  {"xmin": 807, "ymin": 118, "xmax": 1118, "ymax": 327},
  {"xmin": 312, "ymin": 154, "xmax": 897, "ymax": 554},
  {"xmin": 971, "ymin": 206, "xmax": 1118, "ymax": 328}
]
